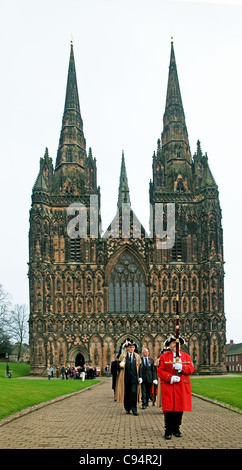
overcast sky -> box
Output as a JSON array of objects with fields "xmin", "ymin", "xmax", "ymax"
[{"xmin": 0, "ymin": 0, "xmax": 241, "ymax": 343}]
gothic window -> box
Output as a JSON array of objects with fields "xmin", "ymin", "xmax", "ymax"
[
  {"xmin": 70, "ymin": 239, "xmax": 81, "ymax": 262},
  {"xmin": 108, "ymin": 252, "xmax": 146, "ymax": 313},
  {"xmin": 172, "ymin": 234, "xmax": 182, "ymax": 261}
]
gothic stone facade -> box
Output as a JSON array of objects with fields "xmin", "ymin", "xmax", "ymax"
[{"xmin": 28, "ymin": 42, "xmax": 226, "ymax": 375}]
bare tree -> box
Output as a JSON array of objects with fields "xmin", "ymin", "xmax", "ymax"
[
  {"xmin": 8, "ymin": 304, "xmax": 29, "ymax": 361},
  {"xmin": 0, "ymin": 284, "xmax": 11, "ymax": 327},
  {"xmin": 0, "ymin": 284, "xmax": 12, "ymax": 356}
]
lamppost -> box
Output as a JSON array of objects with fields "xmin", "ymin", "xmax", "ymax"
[{"xmin": 5, "ymin": 352, "xmax": 9, "ymax": 377}]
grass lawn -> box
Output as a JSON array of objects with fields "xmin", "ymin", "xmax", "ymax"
[
  {"xmin": 0, "ymin": 362, "xmax": 100, "ymax": 420},
  {"xmin": 0, "ymin": 361, "xmax": 30, "ymax": 378},
  {"xmin": 191, "ymin": 376, "xmax": 242, "ymax": 410}
]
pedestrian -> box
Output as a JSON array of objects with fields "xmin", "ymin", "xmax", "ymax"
[
  {"xmin": 140, "ymin": 348, "xmax": 158, "ymax": 409},
  {"xmin": 157, "ymin": 335, "xmax": 194, "ymax": 440},
  {"xmin": 56, "ymin": 366, "xmax": 60, "ymax": 378},
  {"xmin": 111, "ymin": 355, "xmax": 120, "ymax": 401},
  {"xmin": 79, "ymin": 365, "xmax": 85, "ymax": 381},
  {"xmin": 50, "ymin": 366, "xmax": 54, "ymax": 378},
  {"xmin": 116, "ymin": 339, "xmax": 142, "ymax": 416},
  {"xmin": 153, "ymin": 347, "xmax": 170, "ymax": 407},
  {"xmin": 61, "ymin": 366, "xmax": 65, "ymax": 380},
  {"xmin": 89, "ymin": 366, "xmax": 94, "ymax": 379},
  {"xmin": 47, "ymin": 366, "xmax": 51, "ymax": 380}
]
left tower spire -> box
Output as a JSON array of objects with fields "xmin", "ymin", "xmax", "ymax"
[{"xmin": 55, "ymin": 42, "xmax": 86, "ymax": 170}]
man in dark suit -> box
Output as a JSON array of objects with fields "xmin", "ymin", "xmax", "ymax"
[
  {"xmin": 118, "ymin": 340, "xmax": 142, "ymax": 415},
  {"xmin": 141, "ymin": 348, "xmax": 158, "ymax": 409},
  {"xmin": 111, "ymin": 355, "xmax": 119, "ymax": 401}
]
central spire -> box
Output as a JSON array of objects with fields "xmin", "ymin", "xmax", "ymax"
[
  {"xmin": 161, "ymin": 40, "xmax": 191, "ymax": 163},
  {"xmin": 117, "ymin": 151, "xmax": 131, "ymax": 208},
  {"xmin": 55, "ymin": 42, "xmax": 86, "ymax": 170}
]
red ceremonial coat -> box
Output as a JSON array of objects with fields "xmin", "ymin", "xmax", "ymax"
[{"xmin": 157, "ymin": 350, "xmax": 194, "ymax": 412}]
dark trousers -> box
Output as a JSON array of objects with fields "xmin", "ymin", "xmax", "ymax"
[
  {"xmin": 141, "ymin": 381, "xmax": 152, "ymax": 406},
  {"xmin": 164, "ymin": 411, "xmax": 183, "ymax": 433},
  {"xmin": 124, "ymin": 381, "xmax": 138, "ymax": 412}
]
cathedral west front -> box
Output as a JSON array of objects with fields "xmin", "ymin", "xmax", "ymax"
[{"xmin": 28, "ymin": 41, "xmax": 226, "ymax": 375}]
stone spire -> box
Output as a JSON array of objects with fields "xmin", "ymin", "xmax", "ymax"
[
  {"xmin": 55, "ymin": 41, "xmax": 86, "ymax": 170},
  {"xmin": 117, "ymin": 150, "xmax": 131, "ymax": 208},
  {"xmin": 161, "ymin": 40, "xmax": 192, "ymax": 163}
]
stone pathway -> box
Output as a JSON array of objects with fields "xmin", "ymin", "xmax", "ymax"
[{"xmin": 0, "ymin": 378, "xmax": 241, "ymax": 450}]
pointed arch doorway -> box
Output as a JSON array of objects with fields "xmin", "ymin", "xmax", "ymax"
[{"xmin": 75, "ymin": 353, "xmax": 85, "ymax": 367}]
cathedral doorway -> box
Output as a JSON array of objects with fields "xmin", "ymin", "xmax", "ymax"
[{"xmin": 75, "ymin": 353, "xmax": 85, "ymax": 367}]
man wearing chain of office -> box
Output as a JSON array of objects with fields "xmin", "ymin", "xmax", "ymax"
[{"xmin": 116, "ymin": 339, "xmax": 142, "ymax": 416}]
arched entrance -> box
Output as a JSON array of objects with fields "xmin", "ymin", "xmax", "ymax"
[{"xmin": 75, "ymin": 353, "xmax": 85, "ymax": 367}]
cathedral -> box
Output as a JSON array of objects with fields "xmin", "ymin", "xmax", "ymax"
[{"xmin": 28, "ymin": 40, "xmax": 226, "ymax": 375}]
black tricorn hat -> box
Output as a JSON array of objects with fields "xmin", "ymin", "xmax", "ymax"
[
  {"xmin": 164, "ymin": 335, "xmax": 185, "ymax": 347},
  {"xmin": 119, "ymin": 338, "xmax": 139, "ymax": 354}
]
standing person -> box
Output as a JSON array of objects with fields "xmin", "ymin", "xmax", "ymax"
[
  {"xmin": 154, "ymin": 347, "xmax": 171, "ymax": 408},
  {"xmin": 140, "ymin": 348, "xmax": 158, "ymax": 409},
  {"xmin": 61, "ymin": 366, "xmax": 65, "ymax": 380},
  {"xmin": 157, "ymin": 335, "xmax": 194, "ymax": 440},
  {"xmin": 47, "ymin": 366, "xmax": 52, "ymax": 380},
  {"xmin": 79, "ymin": 364, "xmax": 85, "ymax": 381},
  {"xmin": 111, "ymin": 356, "xmax": 120, "ymax": 401},
  {"xmin": 116, "ymin": 339, "xmax": 142, "ymax": 416},
  {"xmin": 56, "ymin": 365, "xmax": 60, "ymax": 378}
]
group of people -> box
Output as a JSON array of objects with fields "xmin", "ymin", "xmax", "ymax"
[
  {"xmin": 111, "ymin": 335, "xmax": 194, "ymax": 440},
  {"xmin": 46, "ymin": 364, "xmax": 97, "ymax": 380}
]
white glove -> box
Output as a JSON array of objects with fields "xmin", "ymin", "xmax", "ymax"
[
  {"xmin": 120, "ymin": 361, "xmax": 125, "ymax": 368},
  {"xmin": 139, "ymin": 378, "xmax": 143, "ymax": 384},
  {"xmin": 173, "ymin": 362, "xmax": 182, "ymax": 372},
  {"xmin": 153, "ymin": 380, "xmax": 158, "ymax": 385},
  {"xmin": 170, "ymin": 375, "xmax": 180, "ymax": 384}
]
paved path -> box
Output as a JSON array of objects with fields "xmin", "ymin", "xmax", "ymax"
[{"xmin": 0, "ymin": 378, "xmax": 241, "ymax": 450}]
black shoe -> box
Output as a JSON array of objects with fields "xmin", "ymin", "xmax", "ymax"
[
  {"xmin": 126, "ymin": 410, "xmax": 131, "ymax": 414},
  {"xmin": 142, "ymin": 405, "xmax": 146, "ymax": 409},
  {"xmin": 164, "ymin": 431, "xmax": 172, "ymax": 440},
  {"xmin": 174, "ymin": 430, "xmax": 182, "ymax": 437},
  {"xmin": 132, "ymin": 410, "xmax": 139, "ymax": 416}
]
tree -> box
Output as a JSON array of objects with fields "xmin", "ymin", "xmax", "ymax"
[
  {"xmin": 0, "ymin": 284, "xmax": 11, "ymax": 326},
  {"xmin": 0, "ymin": 329, "xmax": 12, "ymax": 357},
  {"xmin": 8, "ymin": 304, "xmax": 29, "ymax": 361},
  {"xmin": 0, "ymin": 284, "xmax": 12, "ymax": 357}
]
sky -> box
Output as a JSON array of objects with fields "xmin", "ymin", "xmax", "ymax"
[{"xmin": 0, "ymin": 0, "xmax": 241, "ymax": 343}]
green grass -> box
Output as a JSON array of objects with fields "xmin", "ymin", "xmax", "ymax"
[
  {"xmin": 0, "ymin": 362, "xmax": 100, "ymax": 420},
  {"xmin": 191, "ymin": 376, "xmax": 242, "ymax": 410},
  {"xmin": 0, "ymin": 361, "xmax": 30, "ymax": 378}
]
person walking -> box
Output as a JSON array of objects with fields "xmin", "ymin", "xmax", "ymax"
[
  {"xmin": 157, "ymin": 335, "xmax": 194, "ymax": 440},
  {"xmin": 111, "ymin": 355, "xmax": 120, "ymax": 401},
  {"xmin": 140, "ymin": 348, "xmax": 157, "ymax": 409},
  {"xmin": 116, "ymin": 339, "xmax": 142, "ymax": 416}
]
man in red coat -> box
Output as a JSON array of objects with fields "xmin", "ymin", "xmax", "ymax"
[{"xmin": 157, "ymin": 335, "xmax": 194, "ymax": 439}]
